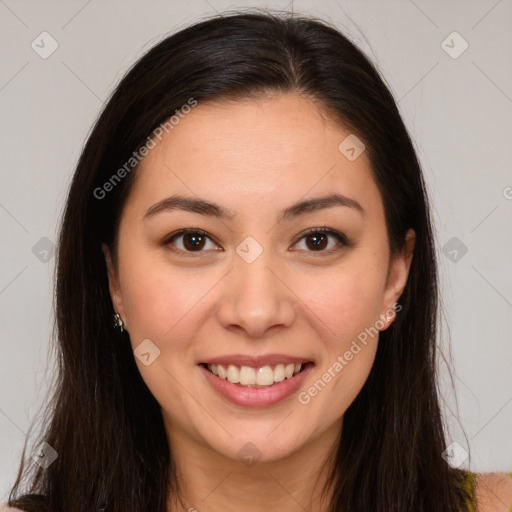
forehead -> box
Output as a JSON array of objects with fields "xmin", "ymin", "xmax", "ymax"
[{"xmin": 126, "ymin": 93, "xmax": 383, "ymax": 220}]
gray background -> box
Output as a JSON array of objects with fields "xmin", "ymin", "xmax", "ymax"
[{"xmin": 1, "ymin": 0, "xmax": 511, "ymax": 500}]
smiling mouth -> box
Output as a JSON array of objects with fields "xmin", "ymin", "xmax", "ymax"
[{"xmin": 200, "ymin": 362, "xmax": 313, "ymax": 388}]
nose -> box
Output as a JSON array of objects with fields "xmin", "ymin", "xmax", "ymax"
[{"xmin": 215, "ymin": 248, "xmax": 297, "ymax": 340}]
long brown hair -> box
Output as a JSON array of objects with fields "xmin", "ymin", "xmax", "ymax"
[{"xmin": 6, "ymin": 9, "xmax": 472, "ymax": 511}]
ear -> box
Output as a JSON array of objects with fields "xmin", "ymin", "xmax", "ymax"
[
  {"xmin": 379, "ymin": 228, "xmax": 415, "ymax": 330},
  {"xmin": 102, "ymin": 243, "xmax": 127, "ymax": 327}
]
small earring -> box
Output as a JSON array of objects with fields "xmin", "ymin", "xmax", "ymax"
[
  {"xmin": 380, "ymin": 309, "xmax": 396, "ymax": 323},
  {"xmin": 113, "ymin": 312, "xmax": 124, "ymax": 332},
  {"xmin": 386, "ymin": 310, "xmax": 396, "ymax": 323}
]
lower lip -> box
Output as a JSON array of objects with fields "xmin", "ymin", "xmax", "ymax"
[{"xmin": 199, "ymin": 363, "xmax": 314, "ymax": 408}]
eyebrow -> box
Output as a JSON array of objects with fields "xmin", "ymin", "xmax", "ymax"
[{"xmin": 143, "ymin": 193, "xmax": 364, "ymax": 222}]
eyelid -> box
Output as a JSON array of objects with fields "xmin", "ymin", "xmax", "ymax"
[
  {"xmin": 291, "ymin": 227, "xmax": 348, "ymax": 254},
  {"xmin": 163, "ymin": 228, "xmax": 221, "ymax": 254},
  {"xmin": 163, "ymin": 227, "xmax": 349, "ymax": 254}
]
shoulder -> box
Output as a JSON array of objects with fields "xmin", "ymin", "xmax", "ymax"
[{"xmin": 475, "ymin": 472, "xmax": 512, "ymax": 512}]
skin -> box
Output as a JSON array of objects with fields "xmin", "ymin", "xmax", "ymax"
[{"xmin": 103, "ymin": 93, "xmax": 416, "ymax": 511}]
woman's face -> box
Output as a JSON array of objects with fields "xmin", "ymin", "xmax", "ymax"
[{"xmin": 104, "ymin": 93, "xmax": 414, "ymax": 464}]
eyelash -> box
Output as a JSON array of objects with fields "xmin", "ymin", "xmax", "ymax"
[{"xmin": 162, "ymin": 226, "xmax": 349, "ymax": 256}]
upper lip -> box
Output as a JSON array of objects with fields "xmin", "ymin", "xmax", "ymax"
[{"xmin": 200, "ymin": 354, "xmax": 313, "ymax": 367}]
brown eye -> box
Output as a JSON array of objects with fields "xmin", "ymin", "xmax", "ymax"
[
  {"xmin": 293, "ymin": 228, "xmax": 347, "ymax": 254},
  {"xmin": 182, "ymin": 232, "xmax": 206, "ymax": 251},
  {"xmin": 165, "ymin": 229, "xmax": 219, "ymax": 253},
  {"xmin": 305, "ymin": 232, "xmax": 329, "ymax": 251}
]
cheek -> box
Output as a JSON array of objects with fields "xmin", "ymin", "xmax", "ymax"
[
  {"xmin": 122, "ymin": 269, "xmax": 197, "ymax": 337},
  {"xmin": 298, "ymin": 262, "xmax": 385, "ymax": 343},
  {"xmin": 293, "ymin": 261, "xmax": 384, "ymax": 410},
  {"xmin": 120, "ymin": 265, "xmax": 174, "ymax": 337},
  {"xmin": 118, "ymin": 248, "xmax": 227, "ymax": 350},
  {"xmin": 297, "ymin": 289, "xmax": 380, "ymax": 425},
  {"xmin": 116, "ymin": 255, "xmax": 215, "ymax": 423}
]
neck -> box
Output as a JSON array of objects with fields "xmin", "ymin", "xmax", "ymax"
[{"xmin": 165, "ymin": 420, "xmax": 341, "ymax": 512}]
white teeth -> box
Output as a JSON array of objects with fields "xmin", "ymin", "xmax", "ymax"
[
  {"xmin": 217, "ymin": 364, "xmax": 227, "ymax": 379},
  {"xmin": 226, "ymin": 364, "xmax": 240, "ymax": 383},
  {"xmin": 274, "ymin": 364, "xmax": 285, "ymax": 382},
  {"xmin": 256, "ymin": 365, "xmax": 274, "ymax": 386},
  {"xmin": 206, "ymin": 362, "xmax": 305, "ymax": 387},
  {"xmin": 239, "ymin": 366, "xmax": 256, "ymax": 385}
]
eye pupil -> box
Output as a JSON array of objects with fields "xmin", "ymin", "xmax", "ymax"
[
  {"xmin": 306, "ymin": 234, "xmax": 328, "ymax": 251},
  {"xmin": 168, "ymin": 228, "xmax": 343, "ymax": 255},
  {"xmin": 183, "ymin": 233, "xmax": 205, "ymax": 251}
]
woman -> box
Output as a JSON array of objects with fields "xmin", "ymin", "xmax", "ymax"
[{"xmin": 3, "ymin": 10, "xmax": 511, "ymax": 512}]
